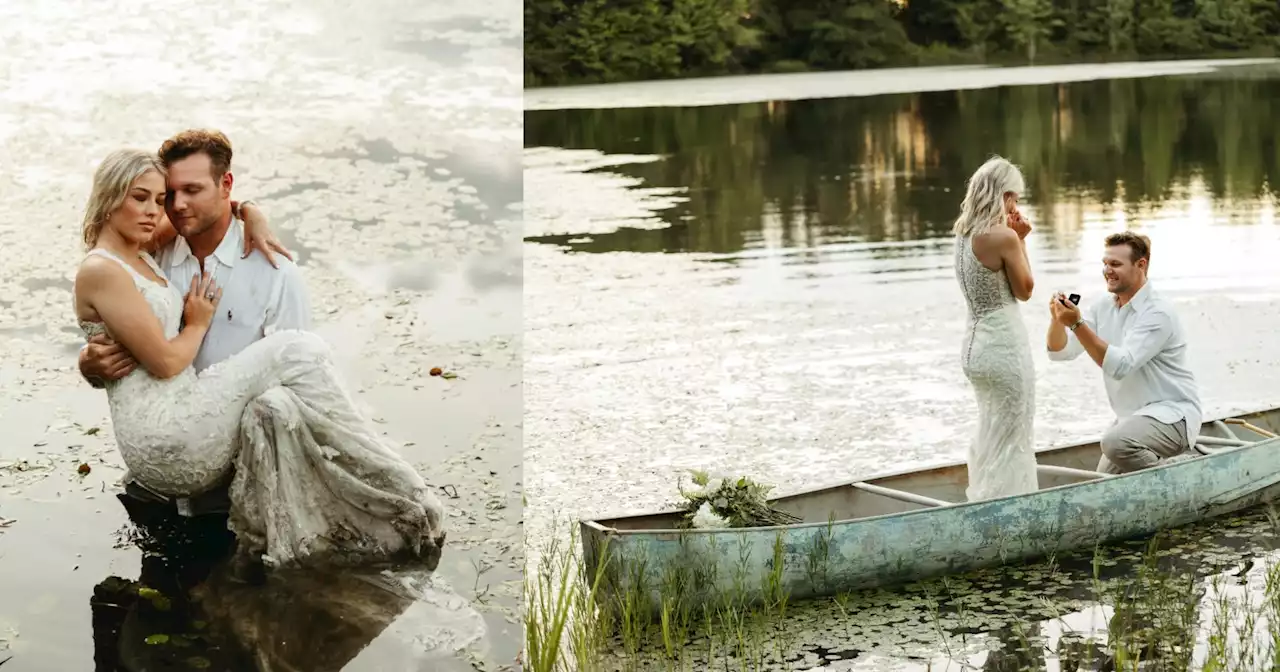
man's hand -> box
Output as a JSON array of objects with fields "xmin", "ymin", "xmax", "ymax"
[
  {"xmin": 80, "ymin": 333, "xmax": 137, "ymax": 383},
  {"xmin": 1049, "ymin": 293, "xmax": 1065, "ymax": 321},
  {"xmin": 1051, "ymin": 292, "xmax": 1082, "ymax": 328}
]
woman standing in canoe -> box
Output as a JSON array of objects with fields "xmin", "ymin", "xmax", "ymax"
[{"xmin": 952, "ymin": 156, "xmax": 1039, "ymax": 501}]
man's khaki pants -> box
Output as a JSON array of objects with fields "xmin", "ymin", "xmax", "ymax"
[{"xmin": 1097, "ymin": 415, "xmax": 1192, "ymax": 474}]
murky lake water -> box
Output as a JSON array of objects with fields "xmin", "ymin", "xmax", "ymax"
[
  {"xmin": 524, "ymin": 61, "xmax": 1280, "ymax": 668},
  {"xmin": 0, "ymin": 1, "xmax": 520, "ymax": 670}
]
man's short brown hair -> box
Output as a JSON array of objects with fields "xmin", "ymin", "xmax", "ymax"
[
  {"xmin": 157, "ymin": 129, "xmax": 233, "ymax": 180},
  {"xmin": 1105, "ymin": 230, "xmax": 1151, "ymax": 264}
]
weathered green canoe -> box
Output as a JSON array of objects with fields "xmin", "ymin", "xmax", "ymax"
[{"xmin": 580, "ymin": 408, "xmax": 1280, "ymax": 611}]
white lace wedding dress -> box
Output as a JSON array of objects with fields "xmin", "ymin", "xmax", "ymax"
[
  {"xmin": 79, "ymin": 248, "xmax": 445, "ymax": 568},
  {"xmin": 954, "ymin": 236, "xmax": 1039, "ymax": 501}
]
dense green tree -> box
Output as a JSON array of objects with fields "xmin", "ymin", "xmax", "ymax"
[
  {"xmin": 747, "ymin": 0, "xmax": 914, "ymax": 71},
  {"xmin": 1195, "ymin": 0, "xmax": 1264, "ymax": 50},
  {"xmin": 900, "ymin": 0, "xmax": 967, "ymax": 46},
  {"xmin": 1001, "ymin": 0, "xmax": 1058, "ymax": 61},
  {"xmin": 1072, "ymin": 0, "xmax": 1135, "ymax": 55},
  {"xmin": 953, "ymin": 0, "xmax": 1003, "ymax": 56},
  {"xmin": 525, "ymin": 0, "xmax": 1280, "ymax": 86},
  {"xmin": 524, "ymin": 0, "xmax": 752, "ymax": 87}
]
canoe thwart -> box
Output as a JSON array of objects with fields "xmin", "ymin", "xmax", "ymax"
[
  {"xmin": 851, "ymin": 482, "xmax": 952, "ymax": 508},
  {"xmin": 1198, "ymin": 436, "xmax": 1251, "ymax": 447},
  {"xmin": 1036, "ymin": 464, "xmax": 1112, "ymax": 480},
  {"xmin": 1196, "ymin": 443, "xmax": 1225, "ymax": 455},
  {"xmin": 1214, "ymin": 420, "xmax": 1239, "ymax": 442}
]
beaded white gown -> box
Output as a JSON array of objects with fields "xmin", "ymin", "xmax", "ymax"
[
  {"xmin": 79, "ymin": 248, "xmax": 445, "ymax": 568},
  {"xmin": 954, "ymin": 235, "xmax": 1039, "ymax": 502}
]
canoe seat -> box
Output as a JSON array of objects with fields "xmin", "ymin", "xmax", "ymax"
[
  {"xmin": 1036, "ymin": 464, "xmax": 1112, "ymax": 480},
  {"xmin": 851, "ymin": 482, "xmax": 952, "ymax": 508}
]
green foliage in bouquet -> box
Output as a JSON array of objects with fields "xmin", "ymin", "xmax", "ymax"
[{"xmin": 676, "ymin": 469, "xmax": 801, "ymax": 529}]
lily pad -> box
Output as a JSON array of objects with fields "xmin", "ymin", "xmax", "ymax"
[
  {"xmin": 137, "ymin": 587, "xmax": 171, "ymax": 611},
  {"xmin": 144, "ymin": 634, "xmax": 169, "ymax": 645}
]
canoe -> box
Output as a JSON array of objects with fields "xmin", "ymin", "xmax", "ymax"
[{"xmin": 579, "ymin": 407, "xmax": 1280, "ymax": 613}]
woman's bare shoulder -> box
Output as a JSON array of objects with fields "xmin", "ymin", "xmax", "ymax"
[
  {"xmin": 74, "ymin": 254, "xmax": 132, "ymax": 294},
  {"xmin": 76, "ymin": 253, "xmax": 114, "ymax": 280},
  {"xmin": 973, "ymin": 226, "xmax": 1017, "ymax": 246}
]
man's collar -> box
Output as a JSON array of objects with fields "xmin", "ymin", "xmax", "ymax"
[
  {"xmin": 167, "ymin": 217, "xmax": 243, "ymax": 269},
  {"xmin": 1113, "ymin": 280, "xmax": 1153, "ymax": 310}
]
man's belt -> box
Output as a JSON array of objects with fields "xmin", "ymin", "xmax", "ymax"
[{"xmin": 122, "ymin": 477, "xmax": 232, "ymax": 518}]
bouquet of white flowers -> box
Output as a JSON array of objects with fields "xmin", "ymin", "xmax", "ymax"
[{"xmin": 676, "ymin": 469, "xmax": 801, "ymax": 529}]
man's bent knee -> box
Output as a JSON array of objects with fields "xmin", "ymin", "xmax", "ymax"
[
  {"xmin": 1099, "ymin": 421, "xmax": 1160, "ymax": 473},
  {"xmin": 1099, "ymin": 425, "xmax": 1129, "ymax": 458}
]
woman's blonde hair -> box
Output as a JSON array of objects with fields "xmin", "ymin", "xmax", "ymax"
[
  {"xmin": 82, "ymin": 149, "xmax": 165, "ymax": 249},
  {"xmin": 952, "ymin": 156, "xmax": 1025, "ymax": 237}
]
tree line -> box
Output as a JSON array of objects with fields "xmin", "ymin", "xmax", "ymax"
[{"xmin": 525, "ymin": 0, "xmax": 1280, "ymax": 87}]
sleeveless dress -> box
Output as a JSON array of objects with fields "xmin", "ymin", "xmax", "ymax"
[
  {"xmin": 78, "ymin": 248, "xmax": 445, "ymax": 568},
  {"xmin": 954, "ymin": 235, "xmax": 1039, "ymax": 501}
]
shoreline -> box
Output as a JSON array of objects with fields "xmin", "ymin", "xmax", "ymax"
[{"xmin": 524, "ymin": 57, "xmax": 1280, "ymax": 111}]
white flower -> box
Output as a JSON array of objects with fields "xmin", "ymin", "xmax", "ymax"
[{"xmin": 691, "ymin": 502, "xmax": 730, "ymax": 529}]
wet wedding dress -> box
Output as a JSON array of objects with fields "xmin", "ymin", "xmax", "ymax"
[
  {"xmin": 954, "ymin": 236, "xmax": 1039, "ymax": 501},
  {"xmin": 79, "ymin": 248, "xmax": 445, "ymax": 568}
]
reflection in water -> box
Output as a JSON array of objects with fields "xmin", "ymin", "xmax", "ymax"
[
  {"xmin": 980, "ymin": 624, "xmax": 1046, "ymax": 671},
  {"xmin": 522, "ymin": 75, "xmax": 1280, "ymax": 565},
  {"xmin": 525, "ymin": 69, "xmax": 1280, "ymax": 254},
  {"xmin": 921, "ymin": 510, "xmax": 1271, "ymax": 671},
  {"xmin": 1, "ymin": 0, "xmax": 521, "ymax": 667},
  {"xmin": 91, "ymin": 494, "xmax": 476, "ymax": 671}
]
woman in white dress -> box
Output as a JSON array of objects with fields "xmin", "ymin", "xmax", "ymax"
[
  {"xmin": 951, "ymin": 156, "xmax": 1039, "ymax": 501},
  {"xmin": 71, "ymin": 148, "xmax": 445, "ymax": 569}
]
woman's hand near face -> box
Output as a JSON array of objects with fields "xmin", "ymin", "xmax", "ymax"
[{"xmin": 1008, "ymin": 209, "xmax": 1032, "ymax": 239}]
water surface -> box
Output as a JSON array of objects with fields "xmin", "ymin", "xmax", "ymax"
[
  {"xmin": 0, "ymin": 1, "xmax": 521, "ymax": 670},
  {"xmin": 524, "ymin": 60, "xmax": 1280, "ymax": 666}
]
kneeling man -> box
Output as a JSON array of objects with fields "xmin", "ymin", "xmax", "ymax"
[{"xmin": 1046, "ymin": 231, "xmax": 1203, "ymax": 474}]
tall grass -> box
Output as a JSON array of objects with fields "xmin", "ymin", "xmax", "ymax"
[{"xmin": 524, "ymin": 528, "xmax": 614, "ymax": 672}]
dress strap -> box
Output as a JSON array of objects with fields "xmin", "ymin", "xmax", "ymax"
[
  {"xmin": 88, "ymin": 248, "xmax": 174, "ymax": 293},
  {"xmin": 86, "ymin": 248, "xmax": 146, "ymax": 281},
  {"xmin": 138, "ymin": 251, "xmax": 166, "ymax": 278}
]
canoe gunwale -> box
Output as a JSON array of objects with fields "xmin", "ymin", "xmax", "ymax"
[{"xmin": 581, "ymin": 405, "xmax": 1280, "ymax": 537}]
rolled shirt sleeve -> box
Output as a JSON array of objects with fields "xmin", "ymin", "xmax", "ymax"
[
  {"xmin": 1101, "ymin": 309, "xmax": 1173, "ymax": 380},
  {"xmin": 1047, "ymin": 327, "xmax": 1085, "ymax": 361}
]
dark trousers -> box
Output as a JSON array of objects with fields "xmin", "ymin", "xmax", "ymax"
[{"xmin": 90, "ymin": 492, "xmax": 250, "ymax": 671}]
